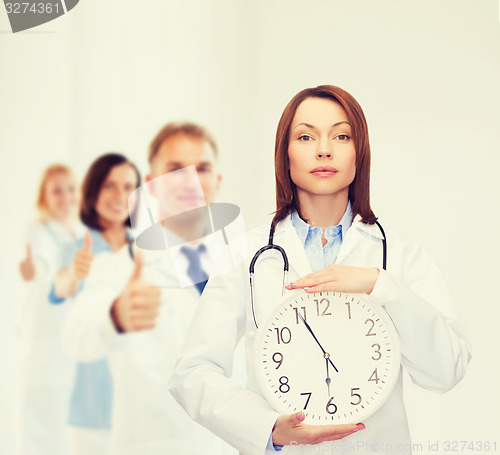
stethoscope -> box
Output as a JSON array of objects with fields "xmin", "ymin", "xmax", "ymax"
[{"xmin": 249, "ymin": 220, "xmax": 387, "ymax": 329}]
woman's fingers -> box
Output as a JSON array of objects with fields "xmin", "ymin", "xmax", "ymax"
[
  {"xmin": 286, "ymin": 266, "xmax": 337, "ymax": 289},
  {"xmin": 303, "ymin": 282, "xmax": 338, "ymax": 293},
  {"xmin": 272, "ymin": 411, "xmax": 364, "ymax": 446},
  {"xmin": 285, "ymin": 265, "xmax": 379, "ymax": 294}
]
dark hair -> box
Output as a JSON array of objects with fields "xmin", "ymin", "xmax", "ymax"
[
  {"xmin": 80, "ymin": 153, "xmax": 141, "ymax": 231},
  {"xmin": 148, "ymin": 121, "xmax": 218, "ymax": 163},
  {"xmin": 272, "ymin": 85, "xmax": 376, "ymax": 226}
]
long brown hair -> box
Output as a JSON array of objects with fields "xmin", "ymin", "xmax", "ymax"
[
  {"xmin": 272, "ymin": 85, "xmax": 376, "ymax": 226},
  {"xmin": 80, "ymin": 153, "xmax": 141, "ymax": 231}
]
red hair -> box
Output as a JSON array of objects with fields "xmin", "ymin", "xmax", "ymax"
[{"xmin": 272, "ymin": 85, "xmax": 376, "ymax": 226}]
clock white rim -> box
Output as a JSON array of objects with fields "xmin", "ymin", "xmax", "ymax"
[{"xmin": 253, "ymin": 290, "xmax": 401, "ymax": 425}]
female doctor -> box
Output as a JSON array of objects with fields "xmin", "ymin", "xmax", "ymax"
[
  {"xmin": 17, "ymin": 164, "xmax": 82, "ymax": 455},
  {"xmin": 169, "ymin": 85, "xmax": 471, "ymax": 455},
  {"xmin": 50, "ymin": 153, "xmax": 141, "ymax": 455}
]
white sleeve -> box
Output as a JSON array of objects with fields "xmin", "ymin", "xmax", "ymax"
[
  {"xmin": 61, "ymin": 250, "xmax": 133, "ymax": 362},
  {"xmin": 169, "ymin": 264, "xmax": 280, "ymax": 455},
  {"xmin": 26, "ymin": 223, "xmax": 58, "ymax": 280},
  {"xmin": 370, "ymin": 240, "xmax": 471, "ymax": 393}
]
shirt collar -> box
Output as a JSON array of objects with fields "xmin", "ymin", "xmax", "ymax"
[
  {"xmin": 88, "ymin": 228, "xmax": 111, "ymax": 251},
  {"xmin": 290, "ymin": 201, "xmax": 354, "ymax": 246}
]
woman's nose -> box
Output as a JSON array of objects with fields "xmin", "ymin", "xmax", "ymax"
[{"xmin": 317, "ymin": 139, "xmax": 332, "ymax": 158}]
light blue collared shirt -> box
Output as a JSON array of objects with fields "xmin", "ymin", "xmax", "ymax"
[
  {"xmin": 49, "ymin": 229, "xmax": 132, "ymax": 429},
  {"xmin": 291, "ymin": 202, "xmax": 353, "ymax": 272}
]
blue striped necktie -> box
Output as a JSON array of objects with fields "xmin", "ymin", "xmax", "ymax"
[{"xmin": 180, "ymin": 244, "xmax": 208, "ymax": 294}]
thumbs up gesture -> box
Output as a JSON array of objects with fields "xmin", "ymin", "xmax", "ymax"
[
  {"xmin": 73, "ymin": 233, "xmax": 94, "ymax": 280},
  {"xmin": 110, "ymin": 249, "xmax": 162, "ymax": 333},
  {"xmin": 19, "ymin": 244, "xmax": 35, "ymax": 281}
]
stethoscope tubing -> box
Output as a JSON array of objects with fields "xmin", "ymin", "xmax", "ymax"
[{"xmin": 249, "ymin": 219, "xmax": 387, "ymax": 329}]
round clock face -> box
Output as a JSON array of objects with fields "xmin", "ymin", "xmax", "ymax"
[{"xmin": 253, "ymin": 290, "xmax": 401, "ymax": 424}]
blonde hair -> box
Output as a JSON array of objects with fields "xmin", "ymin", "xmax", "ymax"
[{"xmin": 36, "ymin": 164, "xmax": 75, "ymax": 220}]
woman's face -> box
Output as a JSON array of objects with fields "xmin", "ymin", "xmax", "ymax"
[
  {"xmin": 95, "ymin": 163, "xmax": 138, "ymax": 229},
  {"xmin": 44, "ymin": 172, "xmax": 79, "ymax": 222},
  {"xmin": 288, "ymin": 97, "xmax": 356, "ymax": 202}
]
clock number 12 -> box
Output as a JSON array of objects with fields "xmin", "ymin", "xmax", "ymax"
[{"xmin": 315, "ymin": 298, "xmax": 332, "ymax": 316}]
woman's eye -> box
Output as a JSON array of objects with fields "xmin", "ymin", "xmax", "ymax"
[
  {"xmin": 298, "ymin": 135, "xmax": 312, "ymax": 141},
  {"xmin": 336, "ymin": 134, "xmax": 350, "ymax": 141}
]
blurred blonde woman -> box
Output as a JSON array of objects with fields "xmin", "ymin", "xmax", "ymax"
[{"xmin": 17, "ymin": 164, "xmax": 83, "ymax": 455}]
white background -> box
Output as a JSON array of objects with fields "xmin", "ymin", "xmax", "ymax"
[{"xmin": 1, "ymin": 0, "xmax": 499, "ymax": 453}]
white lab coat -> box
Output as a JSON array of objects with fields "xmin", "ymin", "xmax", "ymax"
[
  {"xmin": 17, "ymin": 218, "xmax": 82, "ymax": 455},
  {"xmin": 62, "ymin": 243, "xmax": 243, "ymax": 455},
  {"xmin": 169, "ymin": 215, "xmax": 471, "ymax": 455}
]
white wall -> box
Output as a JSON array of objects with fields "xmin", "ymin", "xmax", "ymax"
[{"xmin": 1, "ymin": 0, "xmax": 499, "ymax": 452}]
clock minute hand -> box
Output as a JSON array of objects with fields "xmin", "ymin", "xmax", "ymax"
[{"xmin": 297, "ymin": 313, "xmax": 339, "ymax": 373}]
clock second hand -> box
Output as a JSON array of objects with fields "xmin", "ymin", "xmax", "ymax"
[{"xmin": 297, "ymin": 313, "xmax": 339, "ymax": 373}]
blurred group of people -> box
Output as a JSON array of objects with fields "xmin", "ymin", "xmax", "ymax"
[
  {"xmin": 15, "ymin": 85, "xmax": 471, "ymax": 455},
  {"xmin": 16, "ymin": 122, "xmax": 241, "ymax": 455}
]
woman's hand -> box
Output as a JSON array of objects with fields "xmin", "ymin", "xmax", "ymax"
[
  {"xmin": 285, "ymin": 264, "xmax": 379, "ymax": 294},
  {"xmin": 272, "ymin": 412, "xmax": 364, "ymax": 446},
  {"xmin": 72, "ymin": 233, "xmax": 94, "ymax": 281},
  {"xmin": 19, "ymin": 244, "xmax": 35, "ymax": 281}
]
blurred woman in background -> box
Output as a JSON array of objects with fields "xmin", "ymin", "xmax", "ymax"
[
  {"xmin": 17, "ymin": 164, "xmax": 82, "ymax": 455},
  {"xmin": 49, "ymin": 153, "xmax": 140, "ymax": 455}
]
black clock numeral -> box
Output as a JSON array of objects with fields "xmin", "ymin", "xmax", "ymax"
[
  {"xmin": 350, "ymin": 387, "xmax": 362, "ymax": 405},
  {"xmin": 368, "ymin": 368, "xmax": 380, "ymax": 384},
  {"xmin": 293, "ymin": 306, "xmax": 306, "ymax": 324},
  {"xmin": 300, "ymin": 392, "xmax": 312, "ymax": 409},
  {"xmin": 345, "ymin": 301, "xmax": 351, "ymax": 319},
  {"xmin": 371, "ymin": 343, "xmax": 382, "ymax": 361},
  {"xmin": 326, "ymin": 397, "xmax": 337, "ymax": 414},
  {"xmin": 279, "ymin": 376, "xmax": 290, "ymax": 393},
  {"xmin": 275, "ymin": 327, "xmax": 292, "ymax": 344},
  {"xmin": 272, "ymin": 352, "xmax": 283, "ymax": 369},
  {"xmin": 365, "ymin": 319, "xmax": 376, "ymax": 336},
  {"xmin": 315, "ymin": 298, "xmax": 332, "ymax": 316}
]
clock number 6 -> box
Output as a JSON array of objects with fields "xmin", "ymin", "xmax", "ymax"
[{"xmin": 326, "ymin": 397, "xmax": 338, "ymax": 415}]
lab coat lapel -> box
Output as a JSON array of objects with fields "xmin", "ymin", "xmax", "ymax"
[
  {"xmin": 273, "ymin": 217, "xmax": 313, "ymax": 279},
  {"xmin": 336, "ymin": 216, "xmax": 385, "ymax": 264},
  {"xmin": 336, "ymin": 217, "xmax": 364, "ymax": 264}
]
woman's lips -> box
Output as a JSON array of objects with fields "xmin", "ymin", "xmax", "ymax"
[{"xmin": 311, "ymin": 166, "xmax": 338, "ymax": 177}]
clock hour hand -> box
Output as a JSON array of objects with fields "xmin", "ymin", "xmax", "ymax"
[
  {"xmin": 325, "ymin": 356, "xmax": 331, "ymax": 396},
  {"xmin": 297, "ymin": 313, "xmax": 339, "ymax": 373}
]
